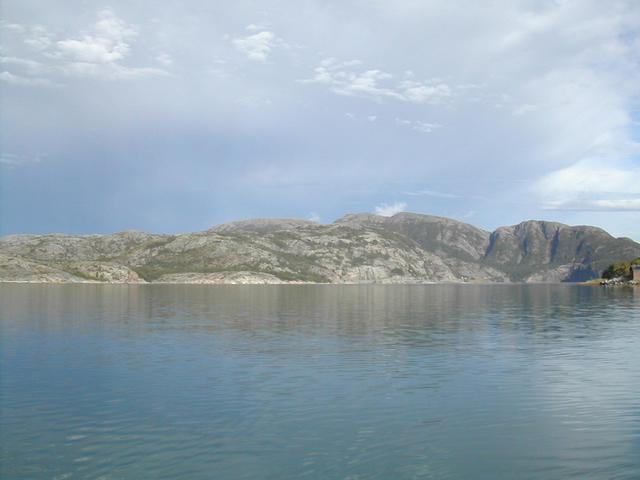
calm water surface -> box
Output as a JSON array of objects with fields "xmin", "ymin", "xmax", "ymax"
[{"xmin": 1, "ymin": 284, "xmax": 640, "ymax": 479}]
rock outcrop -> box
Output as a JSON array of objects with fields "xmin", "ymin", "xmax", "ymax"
[{"xmin": 1, "ymin": 213, "xmax": 638, "ymax": 284}]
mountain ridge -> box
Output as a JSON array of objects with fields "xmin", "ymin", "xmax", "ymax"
[{"xmin": 1, "ymin": 212, "xmax": 638, "ymax": 284}]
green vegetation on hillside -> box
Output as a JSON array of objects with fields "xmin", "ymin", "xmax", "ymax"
[{"xmin": 602, "ymin": 258, "xmax": 640, "ymax": 280}]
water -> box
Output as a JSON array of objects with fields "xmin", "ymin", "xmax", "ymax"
[{"xmin": 1, "ymin": 284, "xmax": 639, "ymax": 479}]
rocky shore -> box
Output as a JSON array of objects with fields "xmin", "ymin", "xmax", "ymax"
[{"xmin": 599, "ymin": 278, "xmax": 639, "ymax": 287}]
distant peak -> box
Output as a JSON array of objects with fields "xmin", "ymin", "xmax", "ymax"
[
  {"xmin": 507, "ymin": 220, "xmax": 611, "ymax": 237},
  {"xmin": 334, "ymin": 211, "xmax": 488, "ymax": 232},
  {"xmin": 333, "ymin": 213, "xmax": 384, "ymax": 225},
  {"xmin": 210, "ymin": 218, "xmax": 319, "ymax": 234}
]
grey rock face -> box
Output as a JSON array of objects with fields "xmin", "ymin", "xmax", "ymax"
[
  {"xmin": 0, "ymin": 254, "xmax": 85, "ymax": 283},
  {"xmin": 484, "ymin": 220, "xmax": 640, "ymax": 281},
  {"xmin": 1, "ymin": 213, "xmax": 638, "ymax": 284}
]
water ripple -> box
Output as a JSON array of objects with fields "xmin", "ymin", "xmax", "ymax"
[{"xmin": 1, "ymin": 284, "xmax": 639, "ymax": 479}]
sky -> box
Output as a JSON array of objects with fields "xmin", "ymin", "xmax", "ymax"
[{"xmin": 1, "ymin": 0, "xmax": 639, "ymax": 239}]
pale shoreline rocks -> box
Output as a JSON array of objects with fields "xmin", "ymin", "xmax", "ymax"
[
  {"xmin": 599, "ymin": 277, "xmax": 639, "ymax": 287},
  {"xmin": 153, "ymin": 271, "xmax": 286, "ymax": 284}
]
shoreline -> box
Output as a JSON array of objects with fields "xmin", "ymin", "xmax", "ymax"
[{"xmin": 0, "ymin": 280, "xmax": 630, "ymax": 286}]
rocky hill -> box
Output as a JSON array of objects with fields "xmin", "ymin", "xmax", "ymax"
[{"xmin": 1, "ymin": 213, "xmax": 638, "ymax": 284}]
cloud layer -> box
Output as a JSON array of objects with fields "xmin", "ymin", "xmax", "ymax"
[
  {"xmin": 0, "ymin": 8, "xmax": 169, "ymax": 84},
  {"xmin": 302, "ymin": 58, "xmax": 457, "ymax": 104},
  {"xmin": 0, "ymin": 1, "xmax": 639, "ymax": 239}
]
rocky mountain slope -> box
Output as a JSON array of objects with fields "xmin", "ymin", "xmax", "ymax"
[{"xmin": 1, "ymin": 212, "xmax": 638, "ymax": 283}]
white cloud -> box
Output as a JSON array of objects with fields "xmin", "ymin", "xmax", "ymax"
[
  {"xmin": 232, "ymin": 30, "xmax": 276, "ymax": 62},
  {"xmin": 302, "ymin": 58, "xmax": 458, "ymax": 104},
  {"xmin": 57, "ymin": 62, "xmax": 169, "ymax": 80},
  {"xmin": 23, "ymin": 25, "xmax": 54, "ymax": 51},
  {"xmin": 0, "ymin": 56, "xmax": 46, "ymax": 76},
  {"xmin": 94, "ymin": 9, "xmax": 136, "ymax": 39},
  {"xmin": 543, "ymin": 199, "xmax": 640, "ymax": 212},
  {"xmin": 308, "ymin": 212, "xmax": 321, "ymax": 222},
  {"xmin": 395, "ymin": 118, "xmax": 442, "ymax": 133},
  {"xmin": 1, "ymin": 23, "xmax": 25, "ymax": 33},
  {"xmin": 374, "ymin": 201, "xmax": 407, "ymax": 217},
  {"xmin": 302, "ymin": 61, "xmax": 401, "ymax": 101},
  {"xmin": 245, "ymin": 23, "xmax": 265, "ymax": 32},
  {"xmin": 0, "ymin": 70, "xmax": 53, "ymax": 86},
  {"xmin": 56, "ymin": 38, "xmax": 129, "ymax": 63},
  {"xmin": 54, "ymin": 9, "xmax": 136, "ymax": 64},
  {"xmin": 0, "ymin": 56, "xmax": 41, "ymax": 68},
  {"xmin": 535, "ymin": 161, "xmax": 640, "ymax": 212},
  {"xmin": 156, "ymin": 53, "xmax": 173, "ymax": 66},
  {"xmin": 0, "ymin": 9, "xmax": 169, "ymax": 85},
  {"xmin": 398, "ymin": 79, "xmax": 452, "ymax": 104},
  {"xmin": 537, "ymin": 162, "xmax": 639, "ymax": 195},
  {"xmin": 588, "ymin": 199, "xmax": 640, "ymax": 211},
  {"xmin": 412, "ymin": 121, "xmax": 442, "ymax": 133},
  {"xmin": 320, "ymin": 57, "xmax": 362, "ymax": 68}
]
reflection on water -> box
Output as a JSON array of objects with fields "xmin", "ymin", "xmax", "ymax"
[{"xmin": 1, "ymin": 285, "xmax": 639, "ymax": 479}]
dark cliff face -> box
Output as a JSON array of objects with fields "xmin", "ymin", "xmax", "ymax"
[
  {"xmin": 482, "ymin": 221, "xmax": 640, "ymax": 281},
  {"xmin": 1, "ymin": 213, "xmax": 638, "ymax": 283}
]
